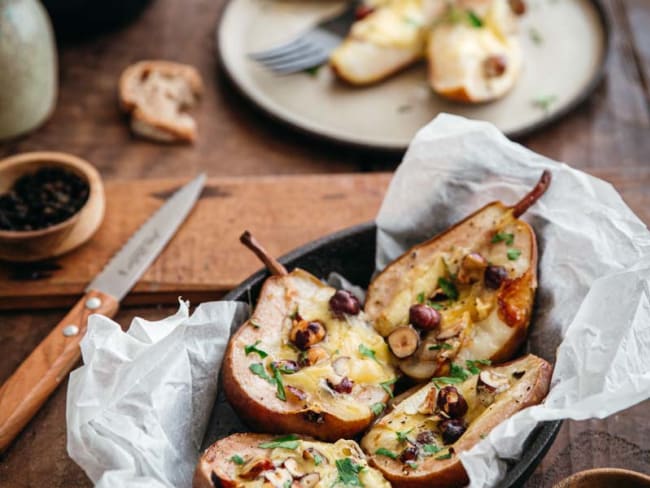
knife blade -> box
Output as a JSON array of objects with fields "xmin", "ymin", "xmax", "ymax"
[{"xmin": 0, "ymin": 174, "xmax": 205, "ymax": 453}]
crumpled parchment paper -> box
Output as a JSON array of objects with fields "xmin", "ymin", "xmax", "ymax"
[
  {"xmin": 66, "ymin": 300, "xmax": 249, "ymax": 488},
  {"xmin": 67, "ymin": 114, "xmax": 650, "ymax": 488},
  {"xmin": 375, "ymin": 114, "xmax": 650, "ymax": 487}
]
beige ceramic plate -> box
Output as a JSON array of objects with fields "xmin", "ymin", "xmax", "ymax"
[{"xmin": 218, "ymin": 0, "xmax": 609, "ymax": 150}]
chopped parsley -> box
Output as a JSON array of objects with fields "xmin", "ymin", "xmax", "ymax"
[
  {"xmin": 375, "ymin": 447, "xmax": 398, "ymax": 459},
  {"xmin": 480, "ymin": 433, "xmax": 488, "ymax": 439},
  {"xmin": 436, "ymin": 451, "xmax": 453, "ymax": 460},
  {"xmin": 270, "ymin": 363, "xmax": 287, "ymax": 401},
  {"xmin": 313, "ymin": 452, "xmax": 323, "ymax": 466},
  {"xmin": 467, "ymin": 10, "xmax": 483, "ymax": 27},
  {"xmin": 406, "ymin": 461, "xmax": 419, "ymax": 469},
  {"xmin": 422, "ymin": 443, "xmax": 442, "ymax": 455},
  {"xmin": 437, "ymin": 277, "xmax": 459, "ymax": 300},
  {"xmin": 358, "ymin": 344, "xmax": 379, "ymax": 364},
  {"xmin": 249, "ymin": 363, "xmax": 273, "ymax": 383},
  {"xmin": 304, "ymin": 65, "xmax": 322, "ymax": 77},
  {"xmin": 283, "ymin": 481, "xmax": 291, "ymax": 488},
  {"xmin": 416, "ymin": 291, "xmax": 426, "ymax": 304},
  {"xmin": 396, "ymin": 428, "xmax": 413, "ymax": 443},
  {"xmin": 507, "ymin": 248, "xmax": 522, "ymax": 260},
  {"xmin": 244, "ymin": 340, "xmax": 268, "ymax": 359},
  {"xmin": 466, "ymin": 359, "xmax": 491, "ymax": 374},
  {"xmin": 533, "ymin": 94, "xmax": 557, "ymax": 112},
  {"xmin": 429, "ymin": 302, "xmax": 444, "ymax": 310},
  {"xmin": 431, "ymin": 376, "xmax": 464, "ymax": 387},
  {"xmin": 289, "ymin": 308, "xmax": 300, "ymax": 320},
  {"xmin": 380, "ymin": 377, "xmax": 398, "ymax": 398},
  {"xmin": 334, "ymin": 458, "xmax": 364, "ymax": 486},
  {"xmin": 230, "ymin": 454, "xmax": 245, "ymax": 465},
  {"xmin": 450, "ymin": 363, "xmax": 471, "ymax": 381},
  {"xmin": 492, "ymin": 232, "xmax": 515, "ymax": 245},
  {"xmin": 403, "ymin": 16, "xmax": 422, "ymax": 27},
  {"xmin": 259, "ymin": 434, "xmax": 300, "ymax": 450},
  {"xmin": 428, "ymin": 343, "xmax": 453, "ymax": 351},
  {"xmin": 371, "ymin": 402, "xmax": 386, "ymax": 416},
  {"xmin": 529, "ymin": 27, "xmax": 543, "ymax": 44}
]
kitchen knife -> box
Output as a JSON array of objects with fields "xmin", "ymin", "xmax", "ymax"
[{"xmin": 0, "ymin": 174, "xmax": 206, "ymax": 453}]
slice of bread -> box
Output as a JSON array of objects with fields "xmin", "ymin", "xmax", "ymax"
[{"xmin": 119, "ymin": 60, "xmax": 203, "ymax": 143}]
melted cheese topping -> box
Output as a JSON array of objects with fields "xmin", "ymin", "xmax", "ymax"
[
  {"xmin": 233, "ymin": 439, "xmax": 390, "ymax": 487},
  {"xmin": 243, "ymin": 271, "xmax": 396, "ymax": 421}
]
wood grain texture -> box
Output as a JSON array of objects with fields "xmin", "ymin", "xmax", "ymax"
[
  {"xmin": 0, "ymin": 173, "xmax": 390, "ymax": 309},
  {"xmin": 0, "ymin": 0, "xmax": 648, "ymax": 485},
  {"xmin": 0, "ymin": 290, "xmax": 118, "ymax": 453}
]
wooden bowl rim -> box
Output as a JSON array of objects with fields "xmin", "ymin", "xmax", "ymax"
[
  {"xmin": 553, "ymin": 467, "xmax": 650, "ymax": 487},
  {"xmin": 0, "ymin": 151, "xmax": 102, "ymax": 239}
]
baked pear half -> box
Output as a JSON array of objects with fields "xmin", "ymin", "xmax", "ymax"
[
  {"xmin": 428, "ymin": 0, "xmax": 524, "ymax": 102},
  {"xmin": 194, "ymin": 433, "xmax": 391, "ymax": 488},
  {"xmin": 330, "ymin": 0, "xmax": 445, "ymax": 85},
  {"xmin": 366, "ymin": 171, "xmax": 551, "ymax": 380},
  {"xmin": 360, "ymin": 354, "xmax": 552, "ymax": 488},
  {"xmin": 222, "ymin": 232, "xmax": 398, "ymax": 441}
]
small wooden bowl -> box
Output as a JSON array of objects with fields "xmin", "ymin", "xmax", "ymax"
[
  {"xmin": 553, "ymin": 468, "xmax": 650, "ymax": 488},
  {"xmin": 0, "ymin": 152, "xmax": 105, "ymax": 262}
]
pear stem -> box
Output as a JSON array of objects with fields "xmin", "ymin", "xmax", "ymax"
[
  {"xmin": 512, "ymin": 170, "xmax": 552, "ymax": 218},
  {"xmin": 240, "ymin": 230, "xmax": 288, "ymax": 276}
]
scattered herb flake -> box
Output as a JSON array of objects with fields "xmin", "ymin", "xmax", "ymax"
[
  {"xmin": 259, "ymin": 434, "xmax": 300, "ymax": 450},
  {"xmin": 437, "ymin": 277, "xmax": 459, "ymax": 300},
  {"xmin": 244, "ymin": 340, "xmax": 268, "ymax": 359},
  {"xmin": 283, "ymin": 481, "xmax": 291, "ymax": 488},
  {"xmin": 304, "ymin": 65, "xmax": 322, "ymax": 77},
  {"xmin": 270, "ymin": 363, "xmax": 287, "ymax": 401},
  {"xmin": 249, "ymin": 363, "xmax": 273, "ymax": 383},
  {"xmin": 403, "ymin": 16, "xmax": 421, "ymax": 27},
  {"xmin": 423, "ymin": 443, "xmax": 442, "ymax": 455},
  {"xmin": 507, "ymin": 248, "xmax": 522, "ymax": 260},
  {"xmin": 359, "ymin": 344, "xmax": 379, "ymax": 364},
  {"xmin": 480, "ymin": 433, "xmax": 488, "ymax": 439},
  {"xmin": 532, "ymin": 94, "xmax": 557, "ymax": 112},
  {"xmin": 428, "ymin": 343, "xmax": 453, "ymax": 351},
  {"xmin": 334, "ymin": 457, "xmax": 364, "ymax": 486},
  {"xmin": 436, "ymin": 451, "xmax": 453, "ymax": 460},
  {"xmin": 314, "ymin": 453, "xmax": 323, "ymax": 466},
  {"xmin": 529, "ymin": 27, "xmax": 543, "ymax": 44},
  {"xmin": 417, "ymin": 291, "xmax": 426, "ymax": 304},
  {"xmin": 289, "ymin": 308, "xmax": 300, "ymax": 320},
  {"xmin": 432, "ymin": 376, "xmax": 463, "ymax": 388},
  {"xmin": 375, "ymin": 447, "xmax": 398, "ymax": 459},
  {"xmin": 406, "ymin": 461, "xmax": 419, "ymax": 469},
  {"xmin": 450, "ymin": 363, "xmax": 471, "ymax": 381},
  {"xmin": 230, "ymin": 454, "xmax": 245, "ymax": 465},
  {"xmin": 492, "ymin": 232, "xmax": 515, "ymax": 245},
  {"xmin": 396, "ymin": 428, "xmax": 413, "ymax": 443},
  {"xmin": 467, "ymin": 10, "xmax": 483, "ymax": 27},
  {"xmin": 466, "ymin": 359, "xmax": 492, "ymax": 375},
  {"xmin": 371, "ymin": 402, "xmax": 386, "ymax": 416},
  {"xmin": 380, "ymin": 377, "xmax": 398, "ymax": 397},
  {"xmin": 429, "ymin": 302, "xmax": 444, "ymax": 310}
]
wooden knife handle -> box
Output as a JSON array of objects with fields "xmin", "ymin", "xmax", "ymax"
[{"xmin": 0, "ymin": 289, "xmax": 118, "ymax": 453}]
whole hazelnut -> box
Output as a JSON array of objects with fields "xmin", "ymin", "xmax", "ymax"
[{"xmin": 409, "ymin": 304, "xmax": 441, "ymax": 330}]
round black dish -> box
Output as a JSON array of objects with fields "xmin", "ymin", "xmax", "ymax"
[{"xmin": 216, "ymin": 222, "xmax": 561, "ymax": 487}]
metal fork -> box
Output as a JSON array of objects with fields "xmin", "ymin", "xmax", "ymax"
[{"xmin": 249, "ymin": 1, "xmax": 360, "ymax": 75}]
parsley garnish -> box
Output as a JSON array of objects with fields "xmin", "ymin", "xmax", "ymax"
[
  {"xmin": 270, "ymin": 363, "xmax": 286, "ymax": 401},
  {"xmin": 429, "ymin": 302, "xmax": 444, "ymax": 310},
  {"xmin": 396, "ymin": 428, "xmax": 413, "ymax": 443},
  {"xmin": 244, "ymin": 340, "xmax": 268, "ymax": 359},
  {"xmin": 359, "ymin": 344, "xmax": 379, "ymax": 364},
  {"xmin": 406, "ymin": 461, "xmax": 418, "ymax": 469},
  {"xmin": 371, "ymin": 402, "xmax": 386, "ymax": 416},
  {"xmin": 467, "ymin": 10, "xmax": 483, "ymax": 27},
  {"xmin": 422, "ymin": 443, "xmax": 442, "ymax": 455},
  {"xmin": 436, "ymin": 451, "xmax": 453, "ymax": 460},
  {"xmin": 249, "ymin": 363, "xmax": 273, "ymax": 383},
  {"xmin": 304, "ymin": 65, "xmax": 322, "ymax": 77},
  {"xmin": 450, "ymin": 363, "xmax": 471, "ymax": 381},
  {"xmin": 313, "ymin": 453, "xmax": 323, "ymax": 466},
  {"xmin": 380, "ymin": 378, "xmax": 398, "ymax": 397},
  {"xmin": 507, "ymin": 248, "xmax": 521, "ymax": 260},
  {"xmin": 492, "ymin": 232, "xmax": 515, "ymax": 245},
  {"xmin": 283, "ymin": 481, "xmax": 291, "ymax": 488},
  {"xmin": 431, "ymin": 376, "xmax": 463, "ymax": 387},
  {"xmin": 533, "ymin": 94, "xmax": 557, "ymax": 112},
  {"xmin": 480, "ymin": 433, "xmax": 488, "ymax": 439},
  {"xmin": 230, "ymin": 454, "xmax": 244, "ymax": 465},
  {"xmin": 428, "ymin": 343, "xmax": 453, "ymax": 351},
  {"xmin": 466, "ymin": 359, "xmax": 491, "ymax": 374},
  {"xmin": 529, "ymin": 27, "xmax": 543, "ymax": 44},
  {"xmin": 334, "ymin": 458, "xmax": 364, "ymax": 486},
  {"xmin": 375, "ymin": 448, "xmax": 398, "ymax": 459},
  {"xmin": 416, "ymin": 292, "xmax": 425, "ymax": 304},
  {"xmin": 437, "ymin": 277, "xmax": 458, "ymax": 300},
  {"xmin": 259, "ymin": 434, "xmax": 300, "ymax": 450}
]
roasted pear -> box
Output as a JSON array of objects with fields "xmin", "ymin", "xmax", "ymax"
[
  {"xmin": 366, "ymin": 171, "xmax": 551, "ymax": 380},
  {"xmin": 330, "ymin": 0, "xmax": 444, "ymax": 85},
  {"xmin": 360, "ymin": 354, "xmax": 552, "ymax": 488},
  {"xmin": 194, "ymin": 433, "xmax": 391, "ymax": 488},
  {"xmin": 222, "ymin": 232, "xmax": 397, "ymax": 442}
]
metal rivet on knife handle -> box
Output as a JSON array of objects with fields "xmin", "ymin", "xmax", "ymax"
[
  {"xmin": 62, "ymin": 325, "xmax": 79, "ymax": 337},
  {"xmin": 85, "ymin": 297, "xmax": 102, "ymax": 310}
]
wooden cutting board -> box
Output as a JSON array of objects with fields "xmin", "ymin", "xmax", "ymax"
[{"xmin": 0, "ymin": 173, "xmax": 391, "ymax": 310}]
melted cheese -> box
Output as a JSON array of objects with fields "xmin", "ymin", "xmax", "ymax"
[{"xmin": 233, "ymin": 439, "xmax": 390, "ymax": 487}]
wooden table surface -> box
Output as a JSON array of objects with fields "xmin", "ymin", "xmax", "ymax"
[{"xmin": 1, "ymin": 0, "xmax": 649, "ymax": 486}]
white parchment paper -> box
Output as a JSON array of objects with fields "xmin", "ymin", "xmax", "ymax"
[
  {"xmin": 67, "ymin": 114, "xmax": 650, "ymax": 488},
  {"xmin": 67, "ymin": 300, "xmax": 249, "ymax": 488},
  {"xmin": 375, "ymin": 114, "xmax": 650, "ymax": 487}
]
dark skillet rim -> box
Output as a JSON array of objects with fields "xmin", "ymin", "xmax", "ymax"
[
  {"xmin": 215, "ymin": 0, "xmax": 611, "ymax": 153},
  {"xmin": 222, "ymin": 221, "xmax": 562, "ymax": 487}
]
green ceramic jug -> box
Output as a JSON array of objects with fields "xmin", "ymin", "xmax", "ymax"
[{"xmin": 0, "ymin": 0, "xmax": 57, "ymax": 140}]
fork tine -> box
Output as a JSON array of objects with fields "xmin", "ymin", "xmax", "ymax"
[
  {"xmin": 257, "ymin": 44, "xmax": 324, "ymax": 68},
  {"xmin": 269, "ymin": 51, "xmax": 331, "ymax": 74},
  {"xmin": 248, "ymin": 35, "xmax": 310, "ymax": 61}
]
